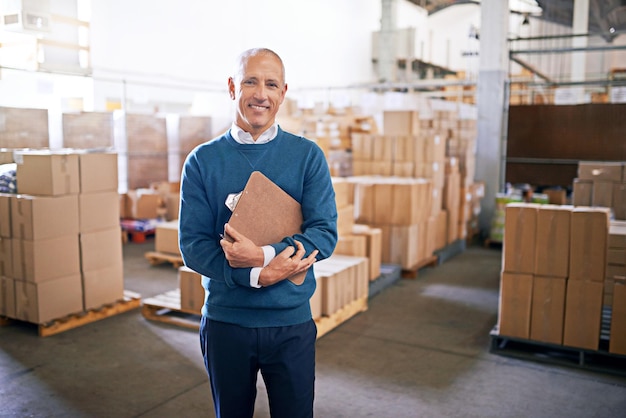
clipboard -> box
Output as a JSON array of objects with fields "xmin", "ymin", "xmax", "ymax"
[{"xmin": 225, "ymin": 171, "xmax": 307, "ymax": 285}]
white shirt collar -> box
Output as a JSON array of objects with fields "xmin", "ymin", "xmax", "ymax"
[{"xmin": 230, "ymin": 122, "xmax": 278, "ymax": 145}]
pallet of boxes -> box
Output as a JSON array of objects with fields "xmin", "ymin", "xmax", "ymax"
[
  {"xmin": 0, "ymin": 149, "xmax": 139, "ymax": 336},
  {"xmin": 493, "ymin": 201, "xmax": 626, "ymax": 371}
]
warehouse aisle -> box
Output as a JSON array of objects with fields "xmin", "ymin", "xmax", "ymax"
[{"xmin": 1, "ymin": 243, "xmax": 625, "ymax": 417}]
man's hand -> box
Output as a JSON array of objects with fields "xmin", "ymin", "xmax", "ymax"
[
  {"xmin": 220, "ymin": 223, "xmax": 264, "ymax": 268},
  {"xmin": 258, "ymin": 240, "xmax": 318, "ymax": 287}
]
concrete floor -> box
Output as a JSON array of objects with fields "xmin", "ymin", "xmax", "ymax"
[{"xmin": 1, "ymin": 241, "xmax": 626, "ymax": 417}]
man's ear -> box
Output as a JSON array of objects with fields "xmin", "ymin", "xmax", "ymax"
[{"xmin": 228, "ymin": 77, "xmax": 236, "ymax": 100}]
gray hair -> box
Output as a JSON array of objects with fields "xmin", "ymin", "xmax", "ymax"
[{"xmin": 233, "ymin": 48, "xmax": 286, "ymax": 85}]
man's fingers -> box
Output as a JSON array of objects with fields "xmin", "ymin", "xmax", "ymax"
[{"xmin": 223, "ymin": 223, "xmax": 240, "ymax": 241}]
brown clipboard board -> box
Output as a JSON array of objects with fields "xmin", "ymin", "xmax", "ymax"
[{"xmin": 225, "ymin": 171, "xmax": 307, "ymax": 285}]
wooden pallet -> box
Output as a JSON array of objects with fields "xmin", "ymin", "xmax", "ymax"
[
  {"xmin": 401, "ymin": 255, "xmax": 438, "ymax": 279},
  {"xmin": 145, "ymin": 251, "xmax": 184, "ymax": 268},
  {"xmin": 142, "ymin": 289, "xmax": 368, "ymax": 339},
  {"xmin": 316, "ymin": 296, "xmax": 368, "ymax": 338},
  {"xmin": 1, "ymin": 290, "xmax": 142, "ymax": 337},
  {"xmin": 490, "ymin": 326, "xmax": 626, "ymax": 377},
  {"xmin": 142, "ymin": 289, "xmax": 201, "ymax": 330}
]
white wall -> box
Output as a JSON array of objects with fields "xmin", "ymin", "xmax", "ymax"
[{"xmin": 88, "ymin": 0, "xmax": 382, "ymax": 119}]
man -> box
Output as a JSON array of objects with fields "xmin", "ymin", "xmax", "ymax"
[{"xmin": 178, "ymin": 48, "xmax": 338, "ymax": 418}]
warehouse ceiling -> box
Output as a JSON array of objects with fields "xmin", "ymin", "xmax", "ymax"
[{"xmin": 409, "ymin": 0, "xmax": 626, "ymax": 40}]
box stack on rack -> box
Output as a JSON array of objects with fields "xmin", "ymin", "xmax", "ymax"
[
  {"xmin": 498, "ymin": 202, "xmax": 612, "ymax": 351},
  {"xmin": 330, "ymin": 177, "xmax": 382, "ymax": 282},
  {"xmin": 573, "ymin": 161, "xmax": 626, "ymax": 220},
  {"xmin": 0, "ymin": 149, "xmax": 124, "ymax": 324},
  {"xmin": 347, "ymin": 176, "xmax": 434, "ymax": 271},
  {"xmin": 608, "ymin": 222, "xmax": 626, "ymax": 355}
]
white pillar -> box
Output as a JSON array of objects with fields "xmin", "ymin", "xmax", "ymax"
[
  {"xmin": 475, "ymin": 0, "xmax": 509, "ymax": 236},
  {"xmin": 571, "ymin": 0, "xmax": 589, "ymax": 102},
  {"xmin": 379, "ymin": 0, "xmax": 397, "ymax": 83}
]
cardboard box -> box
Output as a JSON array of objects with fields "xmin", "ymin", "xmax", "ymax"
[
  {"xmin": 394, "ymin": 135, "xmax": 417, "ymax": 163},
  {"xmin": 530, "ymin": 276, "xmax": 566, "ymax": 345},
  {"xmin": 435, "ymin": 209, "xmax": 448, "ymax": 251},
  {"xmin": 12, "ymin": 235, "xmax": 80, "ymax": 282},
  {"xmin": 124, "ymin": 189, "xmax": 162, "ymax": 220},
  {"xmin": 569, "ymin": 207, "xmax": 610, "ymax": 282},
  {"xmin": 578, "ymin": 161, "xmax": 623, "ymax": 182},
  {"xmin": 534, "ymin": 205, "xmax": 571, "ymax": 278},
  {"xmin": 310, "ymin": 274, "xmax": 323, "ymax": 320},
  {"xmin": 334, "ymin": 234, "xmax": 367, "ymax": 258},
  {"xmin": 572, "ymin": 179, "xmax": 593, "ymax": 206},
  {"xmin": 178, "ymin": 266, "xmax": 204, "ymax": 315},
  {"xmin": 79, "ymin": 227, "xmax": 123, "ymax": 272},
  {"xmin": 563, "ymin": 280, "xmax": 603, "ymax": 350},
  {"xmin": 613, "ymin": 183, "xmax": 626, "ymax": 220},
  {"xmin": 610, "ymin": 277, "xmax": 626, "ymax": 355},
  {"xmin": 336, "ymin": 204, "xmax": 355, "ymax": 237},
  {"xmin": 165, "ymin": 192, "xmax": 180, "ymax": 221},
  {"xmin": 498, "ymin": 272, "xmax": 533, "ymax": 339},
  {"xmin": 77, "ymin": 151, "xmax": 118, "ymax": 193},
  {"xmin": 155, "ymin": 220, "xmax": 180, "ymax": 256},
  {"xmin": 0, "ymin": 276, "xmax": 16, "ymax": 318},
  {"xmin": 377, "ymin": 223, "xmax": 421, "ymax": 270},
  {"xmin": 314, "ymin": 263, "xmax": 342, "ymax": 316},
  {"xmin": 14, "ymin": 151, "xmax": 80, "ymax": 196},
  {"xmin": 383, "ymin": 110, "xmax": 420, "ymax": 135},
  {"xmin": 352, "ymin": 224, "xmax": 382, "ymax": 281},
  {"xmin": 503, "ymin": 203, "xmax": 539, "ymax": 274},
  {"xmin": 0, "ymin": 193, "xmax": 11, "ymax": 238},
  {"xmin": 82, "ymin": 262, "xmax": 124, "ymax": 311},
  {"xmin": 607, "ymin": 264, "xmax": 626, "ymax": 278},
  {"xmin": 78, "ymin": 191, "xmax": 120, "ymax": 233},
  {"xmin": 11, "ymin": 194, "xmax": 79, "ymax": 240},
  {"xmin": 608, "ymin": 249, "xmax": 626, "ymax": 265},
  {"xmin": 544, "ymin": 188, "xmax": 567, "ymax": 205},
  {"xmin": 14, "ymin": 274, "xmax": 83, "ymax": 324},
  {"xmin": 0, "ymin": 237, "xmax": 12, "ymax": 278},
  {"xmin": 609, "ymin": 221, "xmax": 626, "ymax": 248},
  {"xmin": 423, "ymin": 134, "xmax": 446, "ymax": 163},
  {"xmin": 591, "ymin": 180, "xmax": 614, "ymax": 208}
]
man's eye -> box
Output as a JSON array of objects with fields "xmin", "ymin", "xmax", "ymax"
[{"xmin": 244, "ymin": 80, "xmax": 255, "ymax": 85}]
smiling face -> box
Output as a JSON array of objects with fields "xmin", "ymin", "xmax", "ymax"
[{"xmin": 228, "ymin": 50, "xmax": 287, "ymax": 140}]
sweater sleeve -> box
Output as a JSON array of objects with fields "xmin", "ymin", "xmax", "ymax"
[{"xmin": 178, "ymin": 148, "xmax": 253, "ymax": 288}]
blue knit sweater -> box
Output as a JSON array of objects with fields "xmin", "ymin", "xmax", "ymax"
[{"xmin": 178, "ymin": 127, "xmax": 338, "ymax": 328}]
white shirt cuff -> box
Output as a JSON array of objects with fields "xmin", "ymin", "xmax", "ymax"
[
  {"xmin": 262, "ymin": 245, "xmax": 276, "ymax": 267},
  {"xmin": 250, "ymin": 268, "xmax": 263, "ymax": 288},
  {"xmin": 250, "ymin": 246, "xmax": 276, "ymax": 288}
]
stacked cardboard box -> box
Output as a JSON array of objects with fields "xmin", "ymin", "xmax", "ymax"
[
  {"xmin": 178, "ymin": 266, "xmax": 204, "ymax": 315},
  {"xmin": 0, "ymin": 106, "xmax": 50, "ymax": 149},
  {"xmin": 62, "ymin": 111, "xmax": 114, "ymax": 149},
  {"xmin": 610, "ymin": 276, "xmax": 626, "ymax": 355},
  {"xmin": 312, "ymin": 255, "xmax": 369, "ymax": 320},
  {"xmin": 606, "ymin": 221, "xmax": 626, "ymax": 306},
  {"xmin": 124, "ymin": 113, "xmax": 169, "ymax": 190},
  {"xmin": 330, "ymin": 177, "xmax": 382, "ymax": 281},
  {"xmin": 498, "ymin": 203, "xmax": 610, "ymax": 351},
  {"xmin": 0, "ymin": 150, "xmax": 123, "ymax": 324},
  {"xmin": 176, "ymin": 254, "xmax": 369, "ymax": 323},
  {"xmin": 573, "ymin": 161, "xmax": 626, "ymax": 220},
  {"xmin": 347, "ymin": 176, "xmax": 434, "ymax": 270},
  {"xmin": 608, "ymin": 222, "xmax": 626, "ymax": 355}
]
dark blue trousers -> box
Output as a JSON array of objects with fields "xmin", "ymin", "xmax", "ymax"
[{"xmin": 199, "ymin": 317, "xmax": 317, "ymax": 418}]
